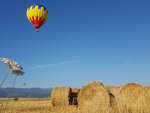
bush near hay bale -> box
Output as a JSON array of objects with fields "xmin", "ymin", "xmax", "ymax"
[
  {"xmin": 78, "ymin": 81, "xmax": 111, "ymax": 112},
  {"xmin": 14, "ymin": 98, "xmax": 18, "ymax": 101},
  {"xmin": 51, "ymin": 87, "xmax": 72, "ymax": 107},
  {"xmin": 117, "ymin": 83, "xmax": 150, "ymax": 112}
]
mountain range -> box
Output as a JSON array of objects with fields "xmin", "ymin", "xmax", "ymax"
[{"xmin": 0, "ymin": 88, "xmax": 53, "ymax": 98}]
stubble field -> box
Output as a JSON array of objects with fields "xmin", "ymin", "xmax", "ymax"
[
  {"xmin": 0, "ymin": 98, "xmax": 79, "ymax": 113},
  {"xmin": 0, "ymin": 82, "xmax": 150, "ymax": 113}
]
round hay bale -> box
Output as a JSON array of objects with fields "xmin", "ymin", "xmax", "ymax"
[
  {"xmin": 71, "ymin": 88, "xmax": 80, "ymax": 93},
  {"xmin": 95, "ymin": 80, "xmax": 104, "ymax": 86},
  {"xmin": 117, "ymin": 86, "xmax": 121, "ymax": 89},
  {"xmin": 117, "ymin": 83, "xmax": 150, "ymax": 112},
  {"xmin": 51, "ymin": 87, "xmax": 72, "ymax": 107},
  {"xmin": 105, "ymin": 85, "xmax": 120, "ymax": 97},
  {"xmin": 105, "ymin": 85, "xmax": 120, "ymax": 106},
  {"xmin": 78, "ymin": 81, "xmax": 110, "ymax": 112},
  {"xmin": 144, "ymin": 86, "xmax": 150, "ymax": 98}
]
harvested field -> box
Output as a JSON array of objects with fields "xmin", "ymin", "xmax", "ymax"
[
  {"xmin": 0, "ymin": 82, "xmax": 150, "ymax": 113},
  {"xmin": 0, "ymin": 98, "xmax": 79, "ymax": 113}
]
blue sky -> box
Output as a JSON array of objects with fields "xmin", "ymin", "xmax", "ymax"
[{"xmin": 0, "ymin": 0, "xmax": 150, "ymax": 88}]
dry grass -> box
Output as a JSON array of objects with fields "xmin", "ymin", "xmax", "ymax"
[
  {"xmin": 0, "ymin": 82, "xmax": 150, "ymax": 113},
  {"xmin": 0, "ymin": 98, "xmax": 79, "ymax": 113}
]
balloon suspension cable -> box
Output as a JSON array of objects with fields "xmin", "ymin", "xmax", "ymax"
[{"xmin": 36, "ymin": 28, "xmax": 39, "ymax": 32}]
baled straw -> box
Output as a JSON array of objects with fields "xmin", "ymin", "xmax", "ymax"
[
  {"xmin": 77, "ymin": 81, "xmax": 111, "ymax": 112},
  {"xmin": 105, "ymin": 85, "xmax": 120, "ymax": 106},
  {"xmin": 105, "ymin": 85, "xmax": 120, "ymax": 96},
  {"xmin": 117, "ymin": 83, "xmax": 150, "ymax": 112},
  {"xmin": 144, "ymin": 86, "xmax": 150, "ymax": 98},
  {"xmin": 51, "ymin": 87, "xmax": 72, "ymax": 107},
  {"xmin": 71, "ymin": 88, "xmax": 80, "ymax": 93}
]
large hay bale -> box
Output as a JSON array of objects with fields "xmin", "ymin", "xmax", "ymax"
[
  {"xmin": 51, "ymin": 87, "xmax": 72, "ymax": 107},
  {"xmin": 144, "ymin": 86, "xmax": 150, "ymax": 98},
  {"xmin": 117, "ymin": 83, "xmax": 150, "ymax": 112},
  {"xmin": 71, "ymin": 88, "xmax": 80, "ymax": 93},
  {"xmin": 78, "ymin": 81, "xmax": 111, "ymax": 112},
  {"xmin": 105, "ymin": 85, "xmax": 120, "ymax": 106},
  {"xmin": 105, "ymin": 85, "xmax": 120, "ymax": 97}
]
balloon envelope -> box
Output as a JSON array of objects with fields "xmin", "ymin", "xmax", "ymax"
[{"xmin": 26, "ymin": 4, "xmax": 48, "ymax": 32}]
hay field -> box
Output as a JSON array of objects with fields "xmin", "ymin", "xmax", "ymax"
[
  {"xmin": 0, "ymin": 98, "xmax": 79, "ymax": 113},
  {"xmin": 0, "ymin": 82, "xmax": 150, "ymax": 113}
]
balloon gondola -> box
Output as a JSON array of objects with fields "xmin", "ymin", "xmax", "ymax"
[{"xmin": 26, "ymin": 4, "xmax": 48, "ymax": 32}]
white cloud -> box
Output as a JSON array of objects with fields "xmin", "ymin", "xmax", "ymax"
[
  {"xmin": 27, "ymin": 61, "xmax": 77, "ymax": 70},
  {"xmin": 60, "ymin": 61, "xmax": 77, "ymax": 65}
]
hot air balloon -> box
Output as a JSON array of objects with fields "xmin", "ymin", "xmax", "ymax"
[{"xmin": 26, "ymin": 4, "xmax": 48, "ymax": 32}]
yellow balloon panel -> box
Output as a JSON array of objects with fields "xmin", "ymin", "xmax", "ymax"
[{"xmin": 26, "ymin": 4, "xmax": 48, "ymax": 29}]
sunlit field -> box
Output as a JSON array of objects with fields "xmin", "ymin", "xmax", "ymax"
[
  {"xmin": 0, "ymin": 82, "xmax": 150, "ymax": 113},
  {"xmin": 0, "ymin": 98, "xmax": 79, "ymax": 113},
  {"xmin": 1, "ymin": 0, "xmax": 150, "ymax": 113}
]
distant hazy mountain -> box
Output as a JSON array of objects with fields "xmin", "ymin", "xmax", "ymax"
[{"xmin": 0, "ymin": 88, "xmax": 53, "ymax": 98}]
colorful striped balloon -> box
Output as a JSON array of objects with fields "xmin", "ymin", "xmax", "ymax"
[{"xmin": 26, "ymin": 4, "xmax": 48, "ymax": 32}]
